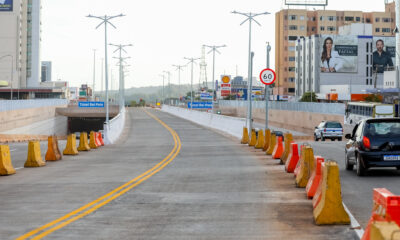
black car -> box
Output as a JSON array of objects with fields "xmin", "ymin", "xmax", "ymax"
[{"xmin": 345, "ymin": 118, "xmax": 400, "ymax": 176}]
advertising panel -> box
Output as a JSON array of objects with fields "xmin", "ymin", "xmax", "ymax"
[
  {"xmin": 0, "ymin": 0, "xmax": 13, "ymax": 11},
  {"xmin": 320, "ymin": 35, "xmax": 358, "ymax": 73},
  {"xmin": 220, "ymin": 75, "xmax": 231, "ymax": 97},
  {"xmin": 372, "ymin": 37, "xmax": 395, "ymax": 73}
]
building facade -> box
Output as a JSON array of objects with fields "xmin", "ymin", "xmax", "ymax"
[
  {"xmin": 275, "ymin": 1, "xmax": 395, "ymax": 96},
  {"xmin": 41, "ymin": 61, "xmax": 52, "ymax": 82},
  {"xmin": 0, "ymin": 0, "xmax": 41, "ymax": 94}
]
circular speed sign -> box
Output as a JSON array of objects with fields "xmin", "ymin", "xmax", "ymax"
[{"xmin": 259, "ymin": 68, "xmax": 276, "ymax": 85}]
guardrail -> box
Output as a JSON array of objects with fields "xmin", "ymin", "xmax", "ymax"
[
  {"xmin": 218, "ymin": 100, "xmax": 345, "ymax": 115},
  {"xmin": 0, "ymin": 99, "xmax": 68, "ymax": 112}
]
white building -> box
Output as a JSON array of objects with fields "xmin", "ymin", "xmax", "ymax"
[{"xmin": 0, "ymin": 0, "xmax": 41, "ymax": 91}]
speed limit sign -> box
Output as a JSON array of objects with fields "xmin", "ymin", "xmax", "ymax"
[{"xmin": 259, "ymin": 68, "xmax": 276, "ymax": 85}]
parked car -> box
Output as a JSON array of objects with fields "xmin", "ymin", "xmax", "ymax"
[
  {"xmin": 345, "ymin": 118, "xmax": 400, "ymax": 176},
  {"xmin": 314, "ymin": 121, "xmax": 343, "ymax": 141},
  {"xmin": 272, "ymin": 130, "xmax": 284, "ymax": 141}
]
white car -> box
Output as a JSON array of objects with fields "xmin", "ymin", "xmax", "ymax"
[{"xmin": 314, "ymin": 121, "xmax": 343, "ymax": 141}]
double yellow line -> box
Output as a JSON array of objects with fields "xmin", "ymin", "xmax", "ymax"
[{"xmin": 17, "ymin": 109, "xmax": 181, "ymax": 240}]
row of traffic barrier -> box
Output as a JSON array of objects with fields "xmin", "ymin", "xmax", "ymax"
[
  {"xmin": 0, "ymin": 131, "xmax": 104, "ymax": 175},
  {"xmin": 242, "ymin": 126, "xmax": 400, "ymax": 238},
  {"xmin": 241, "ymin": 126, "xmax": 351, "ymax": 225}
]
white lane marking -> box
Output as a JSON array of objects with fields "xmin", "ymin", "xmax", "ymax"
[
  {"xmin": 10, "ymin": 149, "xmax": 17, "ymax": 152},
  {"xmin": 15, "ymin": 167, "xmax": 24, "ymax": 170},
  {"xmin": 343, "ymin": 202, "xmax": 364, "ymax": 239}
]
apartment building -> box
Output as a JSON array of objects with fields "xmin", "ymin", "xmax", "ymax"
[{"xmin": 275, "ymin": 1, "xmax": 395, "ymax": 96}]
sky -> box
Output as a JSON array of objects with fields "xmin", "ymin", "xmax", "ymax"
[{"xmin": 41, "ymin": 0, "xmax": 390, "ymax": 90}]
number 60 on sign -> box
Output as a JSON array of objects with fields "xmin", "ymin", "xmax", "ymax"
[{"xmin": 259, "ymin": 68, "xmax": 276, "ymax": 85}]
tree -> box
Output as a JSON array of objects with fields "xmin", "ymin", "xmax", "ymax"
[
  {"xmin": 300, "ymin": 92, "xmax": 317, "ymax": 102},
  {"xmin": 363, "ymin": 94, "xmax": 382, "ymax": 102},
  {"xmin": 130, "ymin": 100, "xmax": 137, "ymax": 107}
]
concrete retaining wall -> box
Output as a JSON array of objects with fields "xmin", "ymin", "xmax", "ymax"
[{"xmin": 104, "ymin": 108, "xmax": 126, "ymax": 145}]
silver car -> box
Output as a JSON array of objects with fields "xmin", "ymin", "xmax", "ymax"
[{"xmin": 314, "ymin": 121, "xmax": 343, "ymax": 141}]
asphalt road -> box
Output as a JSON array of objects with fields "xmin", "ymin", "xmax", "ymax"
[
  {"xmin": 302, "ymin": 140, "xmax": 400, "ymax": 228},
  {"xmin": 0, "ymin": 108, "xmax": 355, "ymax": 239}
]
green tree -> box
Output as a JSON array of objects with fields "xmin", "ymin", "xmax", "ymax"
[
  {"xmin": 130, "ymin": 100, "xmax": 137, "ymax": 107},
  {"xmin": 300, "ymin": 92, "xmax": 317, "ymax": 102},
  {"xmin": 363, "ymin": 94, "xmax": 381, "ymax": 102}
]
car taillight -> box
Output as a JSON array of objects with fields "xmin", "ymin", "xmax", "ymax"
[
  {"xmin": 363, "ymin": 136, "xmax": 371, "ymax": 149},
  {"xmin": 324, "ymin": 128, "xmax": 326, "ymax": 132}
]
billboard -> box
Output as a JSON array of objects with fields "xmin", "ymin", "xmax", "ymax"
[
  {"xmin": 220, "ymin": 75, "xmax": 231, "ymax": 97},
  {"xmin": 0, "ymin": 0, "xmax": 12, "ymax": 11},
  {"xmin": 372, "ymin": 37, "xmax": 395, "ymax": 73},
  {"xmin": 320, "ymin": 35, "xmax": 358, "ymax": 73}
]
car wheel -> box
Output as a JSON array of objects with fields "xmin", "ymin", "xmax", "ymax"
[
  {"xmin": 396, "ymin": 166, "xmax": 400, "ymax": 170},
  {"xmin": 338, "ymin": 137, "xmax": 342, "ymax": 141},
  {"xmin": 314, "ymin": 134, "xmax": 319, "ymax": 141},
  {"xmin": 356, "ymin": 154, "xmax": 367, "ymax": 176},
  {"xmin": 332, "ymin": 138, "xmax": 335, "ymax": 141},
  {"xmin": 345, "ymin": 152, "xmax": 353, "ymax": 171},
  {"xmin": 321, "ymin": 134, "xmax": 325, "ymax": 141}
]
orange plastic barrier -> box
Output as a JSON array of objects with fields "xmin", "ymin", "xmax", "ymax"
[
  {"xmin": 312, "ymin": 162, "xmax": 325, "ymax": 209},
  {"xmin": 294, "ymin": 145, "xmax": 307, "ymax": 177},
  {"xmin": 306, "ymin": 156, "xmax": 324, "ymax": 199},
  {"xmin": 97, "ymin": 132, "xmax": 104, "ymax": 146},
  {"xmin": 95, "ymin": 132, "xmax": 102, "ymax": 147},
  {"xmin": 285, "ymin": 142, "xmax": 299, "ymax": 173},
  {"xmin": 45, "ymin": 136, "xmax": 62, "ymax": 161},
  {"xmin": 361, "ymin": 188, "xmax": 400, "ymax": 240},
  {"xmin": 272, "ymin": 136, "xmax": 284, "ymax": 159}
]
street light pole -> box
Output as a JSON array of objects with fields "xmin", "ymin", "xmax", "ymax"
[
  {"xmin": 163, "ymin": 71, "xmax": 171, "ymax": 105},
  {"xmin": 159, "ymin": 74, "xmax": 165, "ymax": 103},
  {"xmin": 92, "ymin": 49, "xmax": 96, "ymax": 101},
  {"xmin": 184, "ymin": 57, "xmax": 200, "ymax": 110},
  {"xmin": 204, "ymin": 44, "xmax": 226, "ymax": 103},
  {"xmin": 173, "ymin": 64, "xmax": 185, "ymax": 105},
  {"xmin": 232, "ymin": 10, "xmax": 270, "ymax": 135},
  {"xmin": 87, "ymin": 13, "xmax": 125, "ymax": 143},
  {"xmin": 265, "ymin": 42, "xmax": 271, "ymax": 129}
]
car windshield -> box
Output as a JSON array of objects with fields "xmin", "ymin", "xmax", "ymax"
[
  {"xmin": 365, "ymin": 121, "xmax": 400, "ymax": 137},
  {"xmin": 325, "ymin": 122, "xmax": 342, "ymax": 128}
]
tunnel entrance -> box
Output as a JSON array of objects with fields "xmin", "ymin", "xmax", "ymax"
[{"xmin": 68, "ymin": 117, "xmax": 108, "ymax": 134}]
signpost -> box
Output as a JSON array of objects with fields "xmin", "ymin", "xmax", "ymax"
[
  {"xmin": 188, "ymin": 102, "xmax": 213, "ymax": 109},
  {"xmin": 259, "ymin": 68, "xmax": 276, "ymax": 129},
  {"xmin": 78, "ymin": 101, "xmax": 105, "ymax": 108},
  {"xmin": 200, "ymin": 92, "xmax": 213, "ymax": 100}
]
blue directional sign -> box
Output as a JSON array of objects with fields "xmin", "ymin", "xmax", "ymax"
[
  {"xmin": 188, "ymin": 102, "xmax": 213, "ymax": 109},
  {"xmin": 0, "ymin": 0, "xmax": 13, "ymax": 11},
  {"xmin": 78, "ymin": 101, "xmax": 105, "ymax": 108},
  {"xmin": 200, "ymin": 93, "xmax": 212, "ymax": 100}
]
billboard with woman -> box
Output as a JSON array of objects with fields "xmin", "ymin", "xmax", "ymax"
[{"xmin": 320, "ymin": 35, "xmax": 358, "ymax": 73}]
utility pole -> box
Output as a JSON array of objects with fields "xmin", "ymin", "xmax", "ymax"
[
  {"xmin": 163, "ymin": 71, "xmax": 171, "ymax": 105},
  {"xmin": 184, "ymin": 57, "xmax": 200, "ymax": 110},
  {"xmin": 110, "ymin": 43, "xmax": 132, "ymax": 111},
  {"xmin": 265, "ymin": 42, "xmax": 271, "ymax": 129},
  {"xmin": 173, "ymin": 64, "xmax": 185, "ymax": 105},
  {"xmin": 87, "ymin": 13, "xmax": 125, "ymax": 142},
  {"xmin": 92, "ymin": 49, "xmax": 96, "ymax": 101},
  {"xmin": 204, "ymin": 44, "xmax": 226, "ymax": 103},
  {"xmin": 159, "ymin": 74, "xmax": 165, "ymax": 103},
  {"xmin": 232, "ymin": 10, "xmax": 270, "ymax": 135},
  {"xmin": 101, "ymin": 58, "xmax": 104, "ymax": 100}
]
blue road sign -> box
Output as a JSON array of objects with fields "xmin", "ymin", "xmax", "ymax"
[
  {"xmin": 78, "ymin": 101, "xmax": 105, "ymax": 108},
  {"xmin": 200, "ymin": 93, "xmax": 212, "ymax": 100},
  {"xmin": 188, "ymin": 102, "xmax": 213, "ymax": 109}
]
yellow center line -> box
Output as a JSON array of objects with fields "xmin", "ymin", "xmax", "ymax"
[{"xmin": 17, "ymin": 108, "xmax": 181, "ymax": 240}]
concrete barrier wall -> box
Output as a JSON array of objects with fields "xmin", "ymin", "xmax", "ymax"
[
  {"xmin": 162, "ymin": 105, "xmax": 246, "ymax": 139},
  {"xmin": 0, "ymin": 99, "xmax": 68, "ymax": 112},
  {"xmin": 104, "ymin": 108, "xmax": 126, "ymax": 145},
  {"xmin": 0, "ymin": 104, "xmax": 68, "ymax": 135}
]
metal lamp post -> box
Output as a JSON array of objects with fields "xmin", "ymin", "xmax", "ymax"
[
  {"xmin": 204, "ymin": 44, "xmax": 226, "ymax": 105},
  {"xmin": 231, "ymin": 10, "xmax": 270, "ymax": 135},
  {"xmin": 87, "ymin": 13, "xmax": 125, "ymax": 142},
  {"xmin": 159, "ymin": 74, "xmax": 165, "ymax": 103},
  {"xmin": 163, "ymin": 71, "xmax": 171, "ymax": 105},
  {"xmin": 265, "ymin": 42, "xmax": 271, "ymax": 129},
  {"xmin": 173, "ymin": 64, "xmax": 185, "ymax": 105},
  {"xmin": 184, "ymin": 57, "xmax": 200, "ymax": 110}
]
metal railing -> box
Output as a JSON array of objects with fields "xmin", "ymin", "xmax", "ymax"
[
  {"xmin": 0, "ymin": 99, "xmax": 68, "ymax": 112},
  {"xmin": 218, "ymin": 100, "xmax": 345, "ymax": 115}
]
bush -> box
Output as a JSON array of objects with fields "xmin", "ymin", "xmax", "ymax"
[{"xmin": 300, "ymin": 92, "xmax": 317, "ymax": 102}]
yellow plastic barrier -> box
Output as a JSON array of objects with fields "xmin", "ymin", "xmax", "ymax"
[
  {"xmin": 266, "ymin": 133, "xmax": 276, "ymax": 155},
  {"xmin": 295, "ymin": 146, "xmax": 315, "ymax": 188},
  {"xmin": 63, "ymin": 134, "xmax": 79, "ymax": 155},
  {"xmin": 263, "ymin": 129, "xmax": 271, "ymax": 151},
  {"xmin": 24, "ymin": 141, "xmax": 46, "ymax": 167},
  {"xmin": 0, "ymin": 145, "xmax": 16, "ymax": 175},
  {"xmin": 255, "ymin": 129, "xmax": 264, "ymax": 149},
  {"xmin": 45, "ymin": 136, "xmax": 62, "ymax": 161},
  {"xmin": 77, "ymin": 132, "xmax": 91, "ymax": 151},
  {"xmin": 370, "ymin": 222, "xmax": 400, "ymax": 240},
  {"xmin": 313, "ymin": 161, "xmax": 350, "ymax": 225},
  {"xmin": 248, "ymin": 129, "xmax": 257, "ymax": 147},
  {"xmin": 89, "ymin": 131, "xmax": 99, "ymax": 149},
  {"xmin": 280, "ymin": 133, "xmax": 293, "ymax": 164}
]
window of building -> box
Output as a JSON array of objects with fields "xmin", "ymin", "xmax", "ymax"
[
  {"xmin": 288, "ymin": 46, "xmax": 296, "ymax": 51},
  {"xmin": 376, "ymin": 28, "xmax": 380, "ymax": 32},
  {"xmin": 366, "ymin": 42, "xmax": 369, "ymax": 52},
  {"xmin": 366, "ymin": 67, "xmax": 369, "ymax": 77},
  {"xmin": 375, "ymin": 17, "xmax": 380, "ymax": 22},
  {"xmin": 345, "ymin": 16, "xmax": 354, "ymax": 21},
  {"xmin": 311, "ymin": 16, "xmax": 316, "ymax": 21},
  {"xmin": 382, "ymin": 28, "xmax": 391, "ymax": 32},
  {"xmin": 289, "ymin": 57, "xmax": 296, "ymax": 61},
  {"xmin": 299, "ymin": 15, "xmax": 305, "ymax": 20},
  {"xmin": 312, "ymin": 27, "xmax": 316, "ymax": 31},
  {"xmin": 320, "ymin": 16, "xmax": 324, "ymax": 21},
  {"xmin": 366, "ymin": 54, "xmax": 369, "ymax": 65},
  {"xmin": 320, "ymin": 26, "xmax": 325, "ymax": 31},
  {"xmin": 289, "ymin": 25, "xmax": 298, "ymax": 30},
  {"xmin": 356, "ymin": 17, "xmax": 361, "ymax": 22},
  {"xmin": 289, "ymin": 78, "xmax": 295, "ymax": 82},
  {"xmin": 383, "ymin": 18, "xmax": 390, "ymax": 22},
  {"xmin": 327, "ymin": 26, "xmax": 336, "ymax": 31},
  {"xmin": 289, "ymin": 15, "xmax": 297, "ymax": 20},
  {"xmin": 288, "ymin": 88, "xmax": 295, "ymax": 93},
  {"xmin": 300, "ymin": 25, "xmax": 305, "ymax": 31},
  {"xmin": 370, "ymin": 79, "xmax": 373, "ymax": 85},
  {"xmin": 328, "ymin": 16, "xmax": 335, "ymax": 21},
  {"xmin": 289, "ymin": 67, "xmax": 295, "ymax": 72},
  {"xmin": 366, "ymin": 18, "xmax": 371, "ymax": 23}
]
